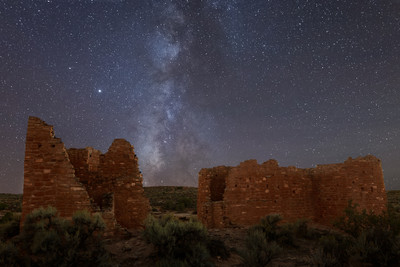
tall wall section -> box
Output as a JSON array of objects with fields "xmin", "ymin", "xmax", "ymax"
[
  {"xmin": 21, "ymin": 117, "xmax": 93, "ymax": 224},
  {"xmin": 197, "ymin": 156, "xmax": 387, "ymax": 228},
  {"xmin": 22, "ymin": 116, "xmax": 149, "ymax": 230}
]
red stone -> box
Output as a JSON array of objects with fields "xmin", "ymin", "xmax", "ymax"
[
  {"xmin": 21, "ymin": 117, "xmax": 150, "ymax": 232},
  {"xmin": 197, "ymin": 157, "xmax": 387, "ymax": 228}
]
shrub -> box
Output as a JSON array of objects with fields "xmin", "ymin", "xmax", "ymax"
[
  {"xmin": 240, "ymin": 228, "xmax": 282, "ymax": 267},
  {"xmin": 19, "ymin": 206, "xmax": 112, "ymax": 267},
  {"xmin": 143, "ymin": 214, "xmax": 213, "ymax": 266},
  {"xmin": 251, "ymin": 214, "xmax": 300, "ymax": 247},
  {"xmin": 255, "ymin": 214, "xmax": 282, "ymax": 241},
  {"xmin": 0, "ymin": 212, "xmax": 14, "ymax": 224},
  {"xmin": 162, "ymin": 196, "xmax": 196, "ymax": 212},
  {"xmin": 334, "ymin": 201, "xmax": 400, "ymax": 266},
  {"xmin": 292, "ymin": 219, "xmax": 310, "ymax": 238},
  {"xmin": 352, "ymin": 222, "xmax": 400, "ymax": 266},
  {"xmin": 334, "ymin": 200, "xmax": 377, "ymax": 238},
  {"xmin": 0, "ymin": 241, "xmax": 26, "ymax": 266},
  {"xmin": 312, "ymin": 234, "xmax": 352, "ymax": 267},
  {"xmin": 0, "ymin": 213, "xmax": 20, "ymax": 241},
  {"xmin": 0, "ymin": 203, "xmax": 7, "ymax": 211}
]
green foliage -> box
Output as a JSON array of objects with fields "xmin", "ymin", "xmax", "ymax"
[
  {"xmin": 0, "ymin": 213, "xmax": 20, "ymax": 241},
  {"xmin": 240, "ymin": 228, "xmax": 282, "ymax": 267},
  {"xmin": 0, "ymin": 194, "xmax": 23, "ymax": 212},
  {"xmin": 334, "ymin": 200, "xmax": 375, "ymax": 237},
  {"xmin": 255, "ymin": 214, "xmax": 282, "ymax": 241},
  {"xmin": 164, "ymin": 196, "xmax": 195, "ymax": 212},
  {"xmin": 251, "ymin": 214, "xmax": 309, "ymax": 247},
  {"xmin": 0, "ymin": 241, "xmax": 27, "ymax": 266},
  {"xmin": 143, "ymin": 214, "xmax": 213, "ymax": 266},
  {"xmin": 144, "ymin": 187, "xmax": 197, "ymax": 212},
  {"xmin": 334, "ymin": 201, "xmax": 400, "ymax": 266},
  {"xmin": 292, "ymin": 219, "xmax": 310, "ymax": 239},
  {"xmin": 18, "ymin": 206, "xmax": 112, "ymax": 267},
  {"xmin": 0, "ymin": 212, "xmax": 14, "ymax": 224},
  {"xmin": 239, "ymin": 215, "xmax": 285, "ymax": 266},
  {"xmin": 312, "ymin": 234, "xmax": 352, "ymax": 267}
]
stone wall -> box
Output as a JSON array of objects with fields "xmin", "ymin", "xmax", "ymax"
[
  {"xmin": 21, "ymin": 116, "xmax": 149, "ymax": 231},
  {"xmin": 197, "ymin": 156, "xmax": 387, "ymax": 228},
  {"xmin": 22, "ymin": 117, "xmax": 93, "ymax": 224},
  {"xmin": 68, "ymin": 139, "xmax": 150, "ymax": 229}
]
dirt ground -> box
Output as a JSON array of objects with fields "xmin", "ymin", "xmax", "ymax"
[{"xmin": 105, "ymin": 211, "xmax": 324, "ymax": 267}]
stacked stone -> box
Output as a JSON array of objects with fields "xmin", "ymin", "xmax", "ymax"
[
  {"xmin": 198, "ymin": 156, "xmax": 387, "ymax": 228},
  {"xmin": 22, "ymin": 117, "xmax": 150, "ymax": 232},
  {"xmin": 21, "ymin": 117, "xmax": 92, "ymax": 225},
  {"xmin": 99, "ymin": 139, "xmax": 150, "ymax": 229},
  {"xmin": 68, "ymin": 147, "xmax": 109, "ymax": 208},
  {"xmin": 197, "ymin": 166, "xmax": 231, "ymax": 228},
  {"xmin": 312, "ymin": 155, "xmax": 387, "ymax": 225},
  {"xmin": 68, "ymin": 139, "xmax": 150, "ymax": 229}
]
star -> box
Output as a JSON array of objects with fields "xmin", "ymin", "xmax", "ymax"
[{"xmin": 0, "ymin": 0, "xmax": 399, "ymax": 192}]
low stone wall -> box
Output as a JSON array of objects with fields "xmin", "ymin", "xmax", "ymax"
[{"xmin": 198, "ymin": 156, "xmax": 387, "ymax": 228}]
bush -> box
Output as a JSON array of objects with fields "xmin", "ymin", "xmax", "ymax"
[
  {"xmin": 19, "ymin": 206, "xmax": 112, "ymax": 267},
  {"xmin": 334, "ymin": 201, "xmax": 400, "ymax": 266},
  {"xmin": 240, "ymin": 228, "xmax": 282, "ymax": 267},
  {"xmin": 254, "ymin": 214, "xmax": 282, "ymax": 241},
  {"xmin": 0, "ymin": 213, "xmax": 20, "ymax": 241},
  {"xmin": 292, "ymin": 219, "xmax": 310, "ymax": 238},
  {"xmin": 251, "ymin": 214, "xmax": 301, "ymax": 247},
  {"xmin": 352, "ymin": 222, "xmax": 400, "ymax": 266},
  {"xmin": 0, "ymin": 212, "xmax": 14, "ymax": 224},
  {"xmin": 143, "ymin": 214, "xmax": 213, "ymax": 266},
  {"xmin": 0, "ymin": 241, "xmax": 26, "ymax": 266},
  {"xmin": 312, "ymin": 234, "xmax": 352, "ymax": 267},
  {"xmin": 0, "ymin": 203, "xmax": 7, "ymax": 211},
  {"xmin": 162, "ymin": 196, "xmax": 196, "ymax": 212}
]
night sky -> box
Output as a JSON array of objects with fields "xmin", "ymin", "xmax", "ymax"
[{"xmin": 1, "ymin": 0, "xmax": 400, "ymax": 193}]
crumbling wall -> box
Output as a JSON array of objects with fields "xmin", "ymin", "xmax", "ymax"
[
  {"xmin": 21, "ymin": 117, "xmax": 93, "ymax": 224},
  {"xmin": 197, "ymin": 156, "xmax": 387, "ymax": 228},
  {"xmin": 197, "ymin": 166, "xmax": 231, "ymax": 228},
  {"xmin": 22, "ymin": 117, "xmax": 150, "ymax": 231},
  {"xmin": 69, "ymin": 139, "xmax": 150, "ymax": 229}
]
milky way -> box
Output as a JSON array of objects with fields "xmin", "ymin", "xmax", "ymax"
[{"xmin": 1, "ymin": 0, "xmax": 400, "ymax": 193}]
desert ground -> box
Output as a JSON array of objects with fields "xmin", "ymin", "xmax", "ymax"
[{"xmin": 1, "ymin": 188, "xmax": 400, "ymax": 266}]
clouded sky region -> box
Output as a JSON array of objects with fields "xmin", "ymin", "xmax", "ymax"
[{"xmin": 1, "ymin": 0, "xmax": 400, "ymax": 193}]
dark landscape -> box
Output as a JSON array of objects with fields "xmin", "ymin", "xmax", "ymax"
[
  {"xmin": 1, "ymin": 1, "xmax": 400, "ymax": 266},
  {"xmin": 2, "ymin": 189, "xmax": 400, "ymax": 266}
]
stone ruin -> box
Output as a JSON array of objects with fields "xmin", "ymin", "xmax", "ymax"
[
  {"xmin": 21, "ymin": 116, "xmax": 150, "ymax": 232},
  {"xmin": 21, "ymin": 116, "xmax": 389, "ymax": 232},
  {"xmin": 198, "ymin": 157, "xmax": 387, "ymax": 228}
]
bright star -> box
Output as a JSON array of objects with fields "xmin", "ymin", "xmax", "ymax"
[{"xmin": 98, "ymin": 89, "xmax": 102, "ymax": 93}]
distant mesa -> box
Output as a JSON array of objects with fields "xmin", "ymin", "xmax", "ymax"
[
  {"xmin": 197, "ymin": 157, "xmax": 387, "ymax": 228},
  {"xmin": 21, "ymin": 116, "xmax": 150, "ymax": 233}
]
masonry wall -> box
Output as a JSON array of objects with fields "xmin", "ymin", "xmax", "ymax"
[
  {"xmin": 68, "ymin": 139, "xmax": 150, "ymax": 229},
  {"xmin": 22, "ymin": 117, "xmax": 149, "ymax": 231},
  {"xmin": 21, "ymin": 117, "xmax": 93, "ymax": 224},
  {"xmin": 197, "ymin": 156, "xmax": 387, "ymax": 228},
  {"xmin": 312, "ymin": 155, "xmax": 387, "ymax": 225}
]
